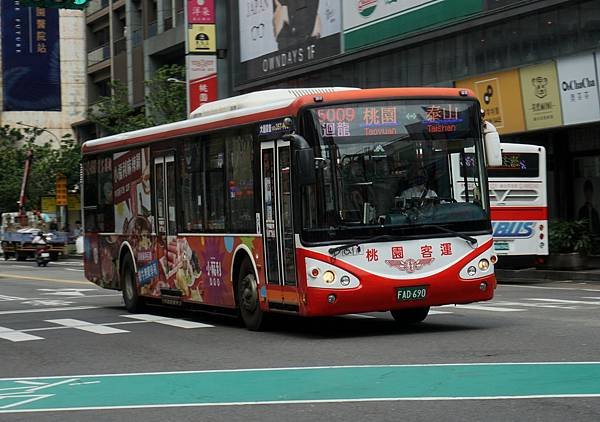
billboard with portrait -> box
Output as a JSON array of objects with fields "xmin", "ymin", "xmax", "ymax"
[
  {"xmin": 236, "ymin": 0, "xmax": 342, "ymax": 85},
  {"xmin": 1, "ymin": 2, "xmax": 61, "ymax": 111}
]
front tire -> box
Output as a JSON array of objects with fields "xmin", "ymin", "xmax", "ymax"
[
  {"xmin": 121, "ymin": 254, "xmax": 144, "ymax": 313},
  {"xmin": 237, "ymin": 259, "xmax": 266, "ymax": 331},
  {"xmin": 390, "ymin": 306, "xmax": 430, "ymax": 324}
]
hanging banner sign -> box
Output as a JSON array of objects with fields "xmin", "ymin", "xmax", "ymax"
[
  {"xmin": 520, "ymin": 62, "xmax": 563, "ymax": 131},
  {"xmin": 556, "ymin": 53, "xmax": 600, "ymax": 126},
  {"xmin": 1, "ymin": 2, "xmax": 61, "ymax": 111},
  {"xmin": 456, "ymin": 69, "xmax": 526, "ymax": 134}
]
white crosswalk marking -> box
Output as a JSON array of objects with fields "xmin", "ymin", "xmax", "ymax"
[
  {"xmin": 46, "ymin": 319, "xmax": 129, "ymax": 334},
  {"xmin": 121, "ymin": 314, "xmax": 214, "ymax": 328},
  {"xmin": 0, "ymin": 326, "xmax": 44, "ymax": 342}
]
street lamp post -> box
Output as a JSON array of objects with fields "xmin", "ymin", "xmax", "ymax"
[{"xmin": 16, "ymin": 121, "xmax": 60, "ymax": 143}]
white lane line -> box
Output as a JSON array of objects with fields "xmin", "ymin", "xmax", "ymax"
[
  {"xmin": 121, "ymin": 314, "xmax": 214, "ymax": 328},
  {"xmin": 343, "ymin": 314, "xmax": 377, "ymax": 319},
  {"xmin": 0, "ymin": 326, "xmax": 44, "ymax": 342},
  {"xmin": 46, "ymin": 319, "xmax": 129, "ymax": 334},
  {"xmin": 0, "ymin": 306, "xmax": 99, "ymax": 315},
  {"xmin": 506, "ymin": 285, "xmax": 600, "ymax": 292},
  {"xmin": 442, "ymin": 304, "xmax": 524, "ymax": 312},
  {"xmin": 528, "ymin": 298, "xmax": 600, "ymax": 305},
  {"xmin": 0, "ymin": 295, "xmax": 27, "ymax": 301},
  {"xmin": 428, "ymin": 310, "xmax": 453, "ymax": 315},
  {"xmin": 65, "ymin": 268, "xmax": 85, "ymax": 272},
  {"xmin": 493, "ymin": 301, "xmax": 578, "ymax": 309}
]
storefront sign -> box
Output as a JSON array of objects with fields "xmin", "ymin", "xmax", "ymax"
[
  {"xmin": 556, "ymin": 53, "xmax": 600, "ymax": 126},
  {"xmin": 236, "ymin": 0, "xmax": 342, "ymax": 84},
  {"xmin": 187, "ymin": 0, "xmax": 215, "ymax": 24},
  {"xmin": 456, "ymin": 69, "xmax": 526, "ymax": 134},
  {"xmin": 187, "ymin": 55, "xmax": 217, "ymax": 112},
  {"xmin": 187, "ymin": 24, "xmax": 216, "ymax": 53},
  {"xmin": 343, "ymin": 0, "xmax": 482, "ymax": 51},
  {"xmin": 1, "ymin": 2, "xmax": 61, "ymax": 111},
  {"xmin": 520, "ymin": 62, "xmax": 563, "ymax": 131}
]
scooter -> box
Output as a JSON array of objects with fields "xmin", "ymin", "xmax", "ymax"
[{"xmin": 34, "ymin": 234, "xmax": 51, "ymax": 267}]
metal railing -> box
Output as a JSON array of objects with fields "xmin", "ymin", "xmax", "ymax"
[
  {"xmin": 87, "ymin": 44, "xmax": 110, "ymax": 67},
  {"xmin": 86, "ymin": 0, "xmax": 109, "ymax": 16},
  {"xmin": 113, "ymin": 37, "xmax": 126, "ymax": 55}
]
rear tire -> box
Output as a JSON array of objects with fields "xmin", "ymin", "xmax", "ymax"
[
  {"xmin": 390, "ymin": 306, "xmax": 430, "ymax": 324},
  {"xmin": 237, "ymin": 259, "xmax": 266, "ymax": 331},
  {"xmin": 121, "ymin": 254, "xmax": 144, "ymax": 313}
]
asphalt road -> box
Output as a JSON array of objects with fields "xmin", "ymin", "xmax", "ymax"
[{"xmin": 1, "ymin": 258, "xmax": 600, "ymax": 421}]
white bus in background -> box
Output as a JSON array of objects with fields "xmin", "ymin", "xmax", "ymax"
[{"xmin": 452, "ymin": 143, "xmax": 548, "ymax": 261}]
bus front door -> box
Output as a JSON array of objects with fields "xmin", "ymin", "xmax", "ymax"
[
  {"xmin": 261, "ymin": 140, "xmax": 297, "ymax": 309},
  {"xmin": 152, "ymin": 153, "xmax": 179, "ymax": 296}
]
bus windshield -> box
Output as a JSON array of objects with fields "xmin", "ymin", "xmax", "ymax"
[{"xmin": 301, "ymin": 100, "xmax": 489, "ymax": 243}]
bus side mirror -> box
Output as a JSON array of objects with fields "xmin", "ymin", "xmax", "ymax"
[
  {"xmin": 295, "ymin": 148, "xmax": 316, "ymax": 185},
  {"xmin": 483, "ymin": 121, "xmax": 502, "ymax": 167},
  {"xmin": 282, "ymin": 134, "xmax": 317, "ymax": 185}
]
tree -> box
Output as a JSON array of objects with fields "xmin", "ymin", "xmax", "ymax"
[
  {"xmin": 145, "ymin": 64, "xmax": 187, "ymax": 126},
  {"xmin": 0, "ymin": 125, "xmax": 81, "ymax": 214},
  {"xmin": 88, "ymin": 64, "xmax": 186, "ymax": 136}
]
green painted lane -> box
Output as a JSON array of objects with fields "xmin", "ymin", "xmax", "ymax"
[{"xmin": 2, "ymin": 363, "xmax": 600, "ymax": 413}]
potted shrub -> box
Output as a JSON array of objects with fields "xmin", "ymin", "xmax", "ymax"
[{"xmin": 547, "ymin": 220, "xmax": 592, "ymax": 270}]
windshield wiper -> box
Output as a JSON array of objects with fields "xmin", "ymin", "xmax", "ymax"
[
  {"xmin": 328, "ymin": 234, "xmax": 396, "ymax": 257},
  {"xmin": 420, "ymin": 224, "xmax": 477, "ymax": 246}
]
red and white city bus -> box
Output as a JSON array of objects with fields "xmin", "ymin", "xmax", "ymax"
[
  {"xmin": 82, "ymin": 87, "xmax": 501, "ymax": 330},
  {"xmin": 451, "ymin": 143, "xmax": 548, "ymax": 262}
]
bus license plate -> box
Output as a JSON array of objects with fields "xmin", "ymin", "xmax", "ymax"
[
  {"xmin": 396, "ymin": 286, "xmax": 428, "ymax": 302},
  {"xmin": 494, "ymin": 241, "xmax": 510, "ymax": 252}
]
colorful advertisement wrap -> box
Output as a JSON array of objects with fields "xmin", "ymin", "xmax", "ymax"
[
  {"xmin": 520, "ymin": 62, "xmax": 563, "ymax": 131},
  {"xmin": 557, "ymin": 53, "xmax": 600, "ymax": 126},
  {"xmin": 456, "ymin": 69, "xmax": 526, "ymax": 135},
  {"xmin": 342, "ymin": 0, "xmax": 482, "ymax": 51},
  {"xmin": 1, "ymin": 2, "xmax": 61, "ymax": 111},
  {"xmin": 187, "ymin": 0, "xmax": 215, "ymax": 24},
  {"xmin": 237, "ymin": 0, "xmax": 342, "ymax": 84},
  {"xmin": 187, "ymin": 55, "xmax": 218, "ymax": 112},
  {"xmin": 187, "ymin": 24, "xmax": 216, "ymax": 53}
]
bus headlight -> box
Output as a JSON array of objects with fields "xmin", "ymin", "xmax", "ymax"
[
  {"xmin": 478, "ymin": 259, "xmax": 490, "ymax": 271},
  {"xmin": 340, "ymin": 275, "xmax": 351, "ymax": 286},
  {"xmin": 323, "ymin": 271, "xmax": 336, "ymax": 284},
  {"xmin": 467, "ymin": 266, "xmax": 477, "ymax": 276}
]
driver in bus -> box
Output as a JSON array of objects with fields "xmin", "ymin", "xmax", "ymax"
[{"xmin": 398, "ymin": 168, "xmax": 437, "ymax": 200}]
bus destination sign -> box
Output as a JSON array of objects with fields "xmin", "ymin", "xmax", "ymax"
[{"xmin": 315, "ymin": 102, "xmax": 469, "ymax": 138}]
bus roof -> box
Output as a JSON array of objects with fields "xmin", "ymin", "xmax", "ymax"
[{"xmin": 82, "ymin": 87, "xmax": 476, "ymax": 155}]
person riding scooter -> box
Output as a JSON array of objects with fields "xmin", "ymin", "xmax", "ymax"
[{"xmin": 32, "ymin": 230, "xmax": 51, "ymax": 267}]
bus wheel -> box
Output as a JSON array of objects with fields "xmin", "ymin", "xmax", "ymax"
[
  {"xmin": 121, "ymin": 254, "xmax": 144, "ymax": 313},
  {"xmin": 390, "ymin": 307, "xmax": 430, "ymax": 324},
  {"xmin": 237, "ymin": 260, "xmax": 265, "ymax": 331}
]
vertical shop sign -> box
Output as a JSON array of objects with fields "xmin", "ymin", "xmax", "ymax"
[
  {"xmin": 187, "ymin": 24, "xmax": 216, "ymax": 54},
  {"xmin": 187, "ymin": 55, "xmax": 217, "ymax": 112},
  {"xmin": 520, "ymin": 62, "xmax": 563, "ymax": 131},
  {"xmin": 456, "ymin": 69, "xmax": 525, "ymax": 134},
  {"xmin": 557, "ymin": 53, "xmax": 600, "ymax": 126},
  {"xmin": 187, "ymin": 0, "xmax": 215, "ymax": 24},
  {"xmin": 1, "ymin": 2, "xmax": 61, "ymax": 111}
]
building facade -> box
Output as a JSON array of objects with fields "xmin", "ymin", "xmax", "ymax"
[
  {"xmin": 0, "ymin": 5, "xmax": 86, "ymax": 143},
  {"xmin": 82, "ymin": 0, "xmax": 600, "ymax": 227},
  {"xmin": 229, "ymin": 0, "xmax": 600, "ymax": 226}
]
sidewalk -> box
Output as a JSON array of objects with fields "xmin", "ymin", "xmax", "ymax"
[{"xmin": 496, "ymin": 267, "xmax": 600, "ymax": 283}]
